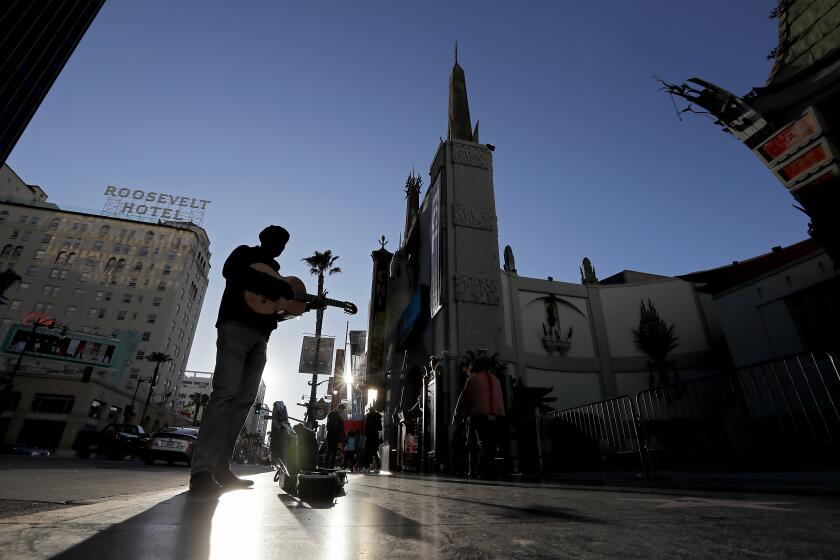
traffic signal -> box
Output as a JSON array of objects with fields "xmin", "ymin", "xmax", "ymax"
[{"xmin": 254, "ymin": 403, "xmax": 261, "ymax": 415}]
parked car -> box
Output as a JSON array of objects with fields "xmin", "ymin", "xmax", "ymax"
[
  {"xmin": 144, "ymin": 427, "xmax": 198, "ymax": 466},
  {"xmin": 0, "ymin": 443, "xmax": 50, "ymax": 456},
  {"xmin": 72, "ymin": 424, "xmax": 149, "ymax": 459}
]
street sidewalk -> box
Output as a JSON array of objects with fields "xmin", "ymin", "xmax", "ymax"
[{"xmin": 485, "ymin": 469, "xmax": 840, "ymax": 497}]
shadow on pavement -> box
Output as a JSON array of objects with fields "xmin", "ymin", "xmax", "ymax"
[
  {"xmin": 277, "ymin": 488, "xmax": 426, "ymax": 542},
  {"xmin": 49, "ymin": 491, "xmax": 218, "ymax": 560}
]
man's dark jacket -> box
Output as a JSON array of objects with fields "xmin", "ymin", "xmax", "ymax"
[{"xmin": 216, "ymin": 245, "xmax": 295, "ymax": 336}]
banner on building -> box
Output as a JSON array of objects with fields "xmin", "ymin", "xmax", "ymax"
[
  {"xmin": 429, "ymin": 173, "xmax": 443, "ymax": 317},
  {"xmin": 367, "ymin": 250, "xmax": 390, "ymax": 375},
  {"xmin": 349, "ymin": 330, "xmax": 366, "ymax": 356},
  {"xmin": 1, "ymin": 324, "xmax": 139, "ymax": 384},
  {"xmin": 298, "ymin": 335, "xmax": 335, "ymax": 375},
  {"xmin": 334, "ymin": 349, "xmax": 345, "ymax": 377}
]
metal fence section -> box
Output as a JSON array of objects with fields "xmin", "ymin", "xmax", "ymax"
[
  {"xmin": 526, "ymin": 395, "xmax": 647, "ymax": 473},
  {"xmin": 635, "ymin": 352, "xmax": 840, "ymax": 466}
]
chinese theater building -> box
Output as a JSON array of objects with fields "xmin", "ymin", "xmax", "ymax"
[{"xmin": 363, "ymin": 58, "xmax": 733, "ymax": 474}]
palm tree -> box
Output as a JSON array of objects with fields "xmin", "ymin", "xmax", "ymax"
[
  {"xmin": 140, "ymin": 352, "xmax": 174, "ymax": 425},
  {"xmin": 190, "ymin": 393, "xmax": 209, "ymax": 424},
  {"xmin": 301, "ymin": 250, "xmax": 341, "ymax": 427},
  {"xmin": 632, "ymin": 300, "xmax": 679, "ymax": 387}
]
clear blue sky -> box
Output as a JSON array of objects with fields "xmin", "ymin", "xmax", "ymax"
[{"xmin": 8, "ymin": 0, "xmax": 802, "ymax": 412}]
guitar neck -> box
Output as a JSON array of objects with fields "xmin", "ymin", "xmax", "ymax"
[{"xmin": 292, "ymin": 292, "xmax": 347, "ymax": 309}]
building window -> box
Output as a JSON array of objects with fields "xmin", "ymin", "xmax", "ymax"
[
  {"xmin": 136, "ymin": 350, "xmax": 146, "ymax": 360},
  {"xmin": 60, "ymin": 270, "xmax": 68, "ymax": 280},
  {"xmin": 93, "ymin": 240, "xmax": 104, "ymax": 250},
  {"xmin": 134, "ymin": 261, "xmax": 143, "ymax": 272},
  {"xmin": 131, "ymin": 312, "xmax": 137, "ymax": 320},
  {"xmin": 104, "ymin": 291, "xmax": 112, "ymax": 302},
  {"xmin": 1, "ymin": 245, "xmax": 12, "ymax": 258},
  {"xmin": 66, "ymin": 252, "xmax": 77, "ymax": 265},
  {"xmin": 30, "ymin": 216, "xmax": 38, "ymax": 225},
  {"xmin": 34, "ymin": 302, "xmax": 44, "ymax": 313},
  {"xmin": 25, "ymin": 266, "xmax": 38, "ymax": 276},
  {"xmin": 95, "ymin": 291, "xmax": 105, "ymax": 301},
  {"xmin": 33, "ymin": 250, "xmax": 45, "ymax": 260},
  {"xmin": 117, "ymin": 310, "xmax": 126, "ymax": 321},
  {"xmin": 0, "ymin": 211, "xmax": 8, "ymax": 222},
  {"xmin": 99, "ymin": 225, "xmax": 110, "ymax": 237},
  {"xmin": 41, "ymin": 285, "xmax": 52, "ymax": 296},
  {"xmin": 9, "ymin": 300, "xmax": 21, "ymax": 310},
  {"xmin": 79, "ymin": 272, "xmax": 90, "ymax": 282},
  {"xmin": 158, "ymin": 281, "xmax": 166, "ymax": 291},
  {"xmin": 138, "ymin": 246, "xmax": 149, "ymax": 256},
  {"xmin": 49, "ymin": 218, "xmax": 60, "ymax": 230},
  {"xmin": 97, "ymin": 309, "xmax": 106, "ymax": 319},
  {"xmin": 88, "ymin": 308, "xmax": 98, "ymax": 319},
  {"xmin": 128, "ymin": 278, "xmax": 137, "ymax": 288},
  {"xmin": 147, "ymin": 314, "xmax": 157, "ymax": 324},
  {"xmin": 17, "ymin": 282, "xmax": 29, "ymax": 292},
  {"xmin": 10, "ymin": 230, "xmax": 19, "ymax": 240},
  {"xmin": 163, "ymin": 264, "xmax": 171, "ymax": 275},
  {"xmin": 72, "ymin": 287, "xmax": 83, "ymax": 299},
  {"xmin": 142, "ymin": 331, "xmax": 151, "ymax": 342},
  {"xmin": 66, "ymin": 305, "xmax": 77, "ymax": 315},
  {"xmin": 123, "ymin": 294, "xmax": 131, "ymax": 304},
  {"xmin": 19, "ymin": 215, "xmax": 28, "ymax": 224},
  {"xmin": 115, "ymin": 259, "xmax": 126, "ymax": 272},
  {"xmin": 31, "ymin": 394, "xmax": 75, "ymax": 414},
  {"xmin": 152, "ymin": 297, "xmax": 162, "ymax": 307},
  {"xmin": 167, "ymin": 250, "xmax": 177, "ymax": 260}
]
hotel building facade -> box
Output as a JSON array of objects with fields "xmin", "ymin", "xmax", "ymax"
[{"xmin": 0, "ymin": 164, "xmax": 210, "ymax": 456}]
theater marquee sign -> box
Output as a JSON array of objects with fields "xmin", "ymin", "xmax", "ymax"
[{"xmin": 102, "ymin": 186, "xmax": 211, "ymax": 225}]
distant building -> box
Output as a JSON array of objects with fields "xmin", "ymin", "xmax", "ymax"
[
  {"xmin": 176, "ymin": 370, "xmax": 213, "ymax": 423},
  {"xmin": 0, "ymin": 2, "xmax": 106, "ymax": 167},
  {"xmin": 0, "ymin": 164, "xmax": 211, "ymax": 455}
]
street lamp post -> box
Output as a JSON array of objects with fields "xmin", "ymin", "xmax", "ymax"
[
  {"xmin": 139, "ymin": 369, "xmax": 159, "ymax": 427},
  {"xmin": 124, "ymin": 377, "xmax": 149, "ymax": 423}
]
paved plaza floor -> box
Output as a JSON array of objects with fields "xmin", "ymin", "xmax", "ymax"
[{"xmin": 1, "ymin": 464, "xmax": 840, "ymax": 559}]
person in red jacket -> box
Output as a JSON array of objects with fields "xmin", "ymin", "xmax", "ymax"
[{"xmin": 453, "ymin": 356, "xmax": 506, "ymax": 479}]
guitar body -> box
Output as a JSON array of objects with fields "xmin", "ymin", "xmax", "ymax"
[{"xmin": 243, "ymin": 263, "xmax": 357, "ymax": 317}]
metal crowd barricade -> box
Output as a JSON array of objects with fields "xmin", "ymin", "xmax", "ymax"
[
  {"xmin": 528, "ymin": 395, "xmax": 648, "ymax": 475},
  {"xmin": 634, "ymin": 352, "xmax": 840, "ymax": 467}
]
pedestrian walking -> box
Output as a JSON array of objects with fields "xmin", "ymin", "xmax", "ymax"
[
  {"xmin": 453, "ymin": 354, "xmax": 506, "ymax": 479},
  {"xmin": 326, "ymin": 404, "xmax": 345, "ymax": 468},
  {"xmin": 344, "ymin": 431, "xmax": 357, "ymax": 471},
  {"xmin": 363, "ymin": 407, "xmax": 382, "ymax": 472}
]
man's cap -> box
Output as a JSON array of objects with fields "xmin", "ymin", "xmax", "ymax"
[{"xmin": 259, "ymin": 225, "xmax": 290, "ymax": 246}]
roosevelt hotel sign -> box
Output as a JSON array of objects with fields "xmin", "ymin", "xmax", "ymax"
[{"xmin": 101, "ymin": 186, "xmax": 211, "ymax": 225}]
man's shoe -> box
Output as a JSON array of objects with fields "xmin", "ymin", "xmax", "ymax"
[
  {"xmin": 189, "ymin": 471, "xmax": 222, "ymax": 495},
  {"xmin": 214, "ymin": 467, "xmax": 254, "ymax": 489}
]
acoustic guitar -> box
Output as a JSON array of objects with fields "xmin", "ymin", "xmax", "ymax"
[{"xmin": 243, "ymin": 263, "xmax": 357, "ymax": 317}]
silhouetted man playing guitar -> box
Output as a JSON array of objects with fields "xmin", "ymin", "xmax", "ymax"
[{"xmin": 189, "ymin": 225, "xmax": 323, "ymax": 494}]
